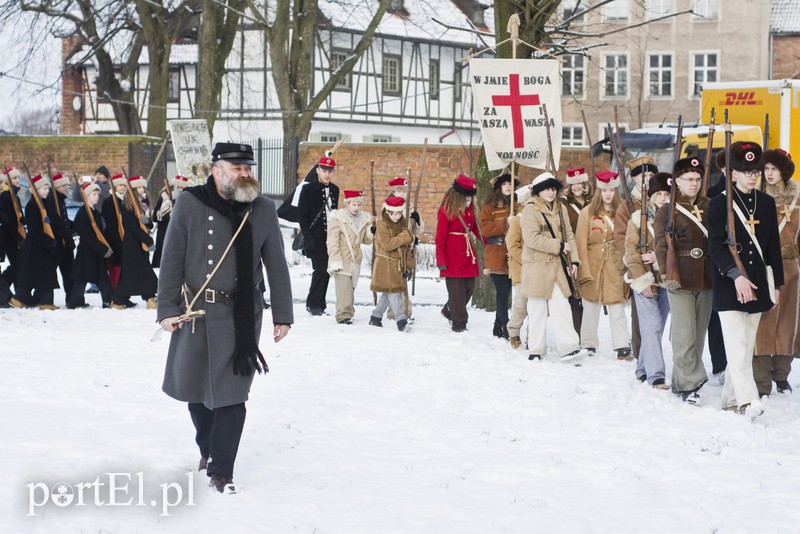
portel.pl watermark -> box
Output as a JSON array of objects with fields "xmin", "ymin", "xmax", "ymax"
[{"xmin": 27, "ymin": 471, "xmax": 196, "ymax": 517}]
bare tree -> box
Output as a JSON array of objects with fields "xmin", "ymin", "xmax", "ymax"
[
  {"xmin": 10, "ymin": 107, "xmax": 59, "ymax": 134},
  {"xmin": 195, "ymin": 0, "xmax": 245, "ymax": 135}
]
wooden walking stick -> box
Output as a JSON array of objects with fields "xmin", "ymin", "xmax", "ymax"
[
  {"xmin": 700, "ymin": 108, "xmax": 716, "ymax": 199},
  {"xmin": 760, "ymin": 113, "xmax": 770, "ymax": 192},
  {"xmin": 411, "ymin": 138, "xmax": 428, "ymax": 296},
  {"xmin": 77, "ymin": 178, "xmax": 112, "ymax": 250},
  {"xmin": 21, "ymin": 160, "xmax": 55, "ymax": 240},
  {"xmin": 121, "ymin": 166, "xmax": 150, "ymax": 253}
]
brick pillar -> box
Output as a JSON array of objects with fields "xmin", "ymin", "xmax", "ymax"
[{"xmin": 61, "ymin": 35, "xmax": 84, "ymax": 135}]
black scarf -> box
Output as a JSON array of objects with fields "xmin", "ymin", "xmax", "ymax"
[{"xmin": 187, "ymin": 176, "xmax": 267, "ymax": 376}]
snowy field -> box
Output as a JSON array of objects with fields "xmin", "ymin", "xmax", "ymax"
[{"xmin": 3, "ymin": 239, "xmax": 800, "ymax": 533}]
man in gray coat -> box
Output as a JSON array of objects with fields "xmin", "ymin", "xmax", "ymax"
[{"xmin": 157, "ymin": 142, "xmax": 293, "ymax": 494}]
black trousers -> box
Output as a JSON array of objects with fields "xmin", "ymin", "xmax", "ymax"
[
  {"xmin": 69, "ymin": 276, "xmax": 112, "ymax": 308},
  {"xmin": 445, "ymin": 277, "xmax": 476, "ymax": 331},
  {"xmin": 2, "ymin": 245, "xmax": 20, "ymax": 289},
  {"xmin": 58, "ymin": 249, "xmax": 74, "ymax": 305},
  {"xmin": 707, "ymin": 309, "xmax": 728, "ymax": 374},
  {"xmin": 630, "ymin": 295, "xmax": 641, "ymax": 357},
  {"xmin": 0, "ymin": 273, "xmax": 10, "ymax": 305},
  {"xmin": 490, "ymin": 274, "xmax": 512, "ymax": 324},
  {"xmin": 188, "ymin": 402, "xmax": 247, "ymax": 479},
  {"xmin": 306, "ymin": 255, "xmax": 330, "ymax": 311}
]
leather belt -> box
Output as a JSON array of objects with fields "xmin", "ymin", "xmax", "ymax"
[
  {"xmin": 487, "ymin": 236, "xmax": 505, "ymax": 245},
  {"xmin": 677, "ymin": 248, "xmax": 704, "ymax": 259},
  {"xmin": 782, "ymin": 243, "xmax": 799, "ymax": 259},
  {"xmin": 189, "ymin": 286, "xmax": 236, "ymax": 305}
]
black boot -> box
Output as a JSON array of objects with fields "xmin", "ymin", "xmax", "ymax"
[
  {"xmin": 492, "ymin": 321, "xmax": 503, "ymax": 338},
  {"xmin": 501, "ymin": 322, "xmax": 509, "ymax": 340}
]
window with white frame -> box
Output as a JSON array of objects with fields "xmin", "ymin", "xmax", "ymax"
[
  {"xmin": 561, "ymin": 54, "xmax": 585, "ymax": 98},
  {"xmin": 320, "ymin": 133, "xmax": 341, "ymax": 143},
  {"xmin": 603, "ymin": 54, "xmax": 628, "ymax": 97},
  {"xmin": 454, "ymin": 63, "xmax": 463, "ymax": 102},
  {"xmin": 430, "ymin": 60, "xmax": 440, "ymax": 100},
  {"xmin": 371, "ymin": 135, "xmax": 392, "ymax": 143},
  {"xmin": 692, "ymin": 0, "xmax": 719, "ymax": 20},
  {"xmin": 331, "ymin": 50, "xmax": 351, "ymax": 91},
  {"xmin": 648, "ymin": 0, "xmax": 674, "ymax": 18},
  {"xmin": 561, "ymin": 0, "xmax": 585, "ymax": 23},
  {"xmin": 691, "ymin": 52, "xmax": 718, "ymax": 97},
  {"xmin": 648, "ymin": 54, "xmax": 673, "ymax": 97},
  {"xmin": 604, "ymin": 0, "xmax": 629, "ymax": 21},
  {"xmin": 382, "ymin": 55, "xmax": 402, "ymax": 96},
  {"xmin": 562, "ymin": 125, "xmax": 584, "ymax": 147}
]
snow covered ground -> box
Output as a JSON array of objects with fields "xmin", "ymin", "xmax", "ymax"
[{"xmin": 3, "ymin": 241, "xmax": 800, "ymax": 533}]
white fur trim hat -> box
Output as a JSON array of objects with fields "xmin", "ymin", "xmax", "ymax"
[{"xmin": 565, "ymin": 167, "xmax": 588, "ymax": 185}]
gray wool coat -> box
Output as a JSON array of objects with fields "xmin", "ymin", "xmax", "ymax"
[{"xmin": 157, "ymin": 192, "xmax": 293, "ymax": 409}]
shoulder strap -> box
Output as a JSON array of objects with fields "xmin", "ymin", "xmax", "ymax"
[
  {"xmin": 779, "ymin": 189, "xmax": 800, "ymax": 233},
  {"xmin": 674, "ymin": 203, "xmax": 708, "ymax": 237}
]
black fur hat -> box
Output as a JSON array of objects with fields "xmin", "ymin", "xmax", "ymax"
[
  {"xmin": 647, "ymin": 172, "xmax": 672, "ymax": 197},
  {"xmin": 728, "ymin": 141, "xmax": 764, "ymax": 173},
  {"xmin": 763, "ymin": 148, "xmax": 795, "ymax": 182},
  {"xmin": 673, "ymin": 157, "xmax": 704, "ymax": 178}
]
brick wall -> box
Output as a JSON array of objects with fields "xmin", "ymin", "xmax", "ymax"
[
  {"xmin": 772, "ymin": 36, "xmax": 800, "ymax": 80},
  {"xmin": 297, "ymin": 143, "xmax": 608, "ymax": 241},
  {"xmin": 61, "ymin": 36, "xmax": 84, "ymax": 136},
  {"xmin": 0, "ymin": 136, "xmax": 151, "ymax": 179}
]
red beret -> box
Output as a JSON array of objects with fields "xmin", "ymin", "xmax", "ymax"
[
  {"xmin": 388, "ymin": 177, "xmax": 407, "ymax": 187},
  {"xmin": 344, "ymin": 190, "xmax": 363, "ymax": 199},
  {"xmin": 453, "ymin": 174, "xmax": 477, "ymax": 196},
  {"xmin": 383, "ymin": 196, "xmax": 405, "ymax": 211}
]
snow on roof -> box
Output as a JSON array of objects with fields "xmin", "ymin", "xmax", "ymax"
[
  {"xmin": 319, "ymin": 0, "xmax": 494, "ymax": 46},
  {"xmin": 771, "ymin": 0, "xmax": 800, "ymax": 34}
]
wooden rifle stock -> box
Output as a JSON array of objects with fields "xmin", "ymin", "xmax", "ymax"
[
  {"xmin": 21, "ymin": 160, "xmax": 55, "ymax": 240},
  {"xmin": 663, "ymin": 116, "xmax": 684, "ymax": 285},
  {"xmin": 403, "ymin": 167, "xmax": 413, "ymax": 316},
  {"xmin": 723, "ymin": 111, "xmax": 749, "ymax": 278},
  {"xmin": 700, "ymin": 108, "xmax": 716, "ymax": 199},
  {"xmin": 164, "ymin": 178, "xmax": 173, "ymax": 202},
  {"xmin": 121, "ymin": 168, "xmax": 150, "ymax": 253},
  {"xmin": 611, "ymin": 107, "xmax": 635, "ymax": 215},
  {"xmin": 46, "ymin": 160, "xmax": 67, "ymax": 248},
  {"xmin": 77, "ymin": 177, "xmax": 112, "ymax": 250},
  {"xmin": 3, "ymin": 164, "xmax": 26, "ymax": 240}
]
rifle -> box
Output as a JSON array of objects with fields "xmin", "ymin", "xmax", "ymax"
[
  {"xmin": 581, "ymin": 109, "xmax": 596, "ymax": 189},
  {"xmin": 611, "ymin": 107, "xmax": 635, "ymax": 215},
  {"xmin": 760, "ymin": 113, "xmax": 770, "ymax": 192},
  {"xmin": 46, "ymin": 160, "xmax": 67, "ymax": 248},
  {"xmin": 637, "ymin": 169, "xmax": 658, "ymax": 295},
  {"xmin": 411, "ymin": 138, "xmax": 427, "ymax": 296},
  {"xmin": 121, "ymin": 166, "xmax": 149, "ymax": 253},
  {"xmin": 403, "ymin": 166, "xmax": 413, "ymax": 317},
  {"xmin": 663, "ymin": 116, "xmax": 684, "ymax": 286},
  {"xmin": 3, "ymin": 165, "xmax": 26, "ymax": 241},
  {"xmin": 77, "ymin": 176, "xmax": 112, "ymax": 251},
  {"xmin": 542, "ymin": 103, "xmax": 579, "ymax": 299},
  {"xmin": 21, "ymin": 161, "xmax": 55, "ymax": 240},
  {"xmin": 723, "ymin": 110, "xmax": 750, "ymax": 281},
  {"xmin": 369, "ymin": 160, "xmax": 377, "ymax": 306},
  {"xmin": 163, "ymin": 178, "xmax": 173, "ymax": 202},
  {"xmin": 700, "ymin": 108, "xmax": 716, "ymax": 199}
]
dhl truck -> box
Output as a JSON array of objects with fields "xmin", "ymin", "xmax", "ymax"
[{"xmin": 701, "ymin": 79, "xmax": 800, "ymax": 157}]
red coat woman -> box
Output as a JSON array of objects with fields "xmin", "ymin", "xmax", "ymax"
[{"xmin": 435, "ymin": 174, "xmax": 480, "ymax": 332}]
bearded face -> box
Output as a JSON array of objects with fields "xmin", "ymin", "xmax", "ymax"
[{"xmin": 215, "ymin": 161, "xmax": 260, "ymax": 203}]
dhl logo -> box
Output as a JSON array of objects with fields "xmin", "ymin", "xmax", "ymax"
[{"xmin": 719, "ymin": 91, "xmax": 761, "ymax": 106}]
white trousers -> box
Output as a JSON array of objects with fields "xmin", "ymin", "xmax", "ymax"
[
  {"xmin": 507, "ymin": 283, "xmax": 529, "ymax": 338},
  {"xmin": 580, "ymin": 300, "xmax": 629, "ymax": 351},
  {"xmin": 719, "ymin": 310, "xmax": 762, "ymax": 409},
  {"xmin": 526, "ymin": 289, "xmax": 580, "ymax": 357}
]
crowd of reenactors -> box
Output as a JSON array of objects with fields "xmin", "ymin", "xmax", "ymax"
[{"xmin": 0, "ymin": 165, "xmax": 187, "ymax": 310}]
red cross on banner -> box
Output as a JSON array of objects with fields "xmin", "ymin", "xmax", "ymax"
[{"xmin": 491, "ymin": 74, "xmax": 540, "ymax": 149}]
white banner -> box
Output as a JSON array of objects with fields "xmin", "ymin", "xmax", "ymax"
[
  {"xmin": 167, "ymin": 120, "xmax": 212, "ymax": 184},
  {"xmin": 469, "ymin": 59, "xmax": 562, "ymax": 171}
]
